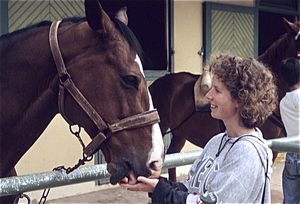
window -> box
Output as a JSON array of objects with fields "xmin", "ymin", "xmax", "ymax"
[
  {"xmin": 258, "ymin": 0, "xmax": 298, "ymax": 55},
  {"xmin": 100, "ymin": 0, "xmax": 172, "ymax": 73},
  {"xmin": 258, "ymin": 11, "xmax": 294, "ymax": 56}
]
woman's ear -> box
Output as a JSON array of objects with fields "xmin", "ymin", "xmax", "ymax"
[{"xmin": 235, "ymin": 100, "xmax": 241, "ymax": 109}]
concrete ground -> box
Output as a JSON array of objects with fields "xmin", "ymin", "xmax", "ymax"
[{"xmin": 46, "ymin": 158, "xmax": 285, "ymax": 204}]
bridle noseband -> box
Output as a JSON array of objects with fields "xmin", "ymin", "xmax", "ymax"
[{"xmin": 49, "ymin": 21, "xmax": 160, "ymax": 158}]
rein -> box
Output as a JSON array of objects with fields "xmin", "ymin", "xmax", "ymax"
[{"xmin": 49, "ymin": 21, "xmax": 160, "ymax": 161}]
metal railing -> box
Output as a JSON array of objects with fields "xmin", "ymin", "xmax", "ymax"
[
  {"xmin": 0, "ymin": 136, "xmax": 299, "ymax": 197},
  {"xmin": 267, "ymin": 135, "xmax": 299, "ymax": 153}
]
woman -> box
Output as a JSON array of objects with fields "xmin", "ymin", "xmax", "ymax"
[{"xmin": 120, "ymin": 53, "xmax": 277, "ymax": 204}]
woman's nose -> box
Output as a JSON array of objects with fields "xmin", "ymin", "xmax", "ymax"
[{"xmin": 205, "ymin": 89, "xmax": 212, "ymax": 100}]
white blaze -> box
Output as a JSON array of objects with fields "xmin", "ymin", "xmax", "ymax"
[{"xmin": 135, "ymin": 55, "xmax": 164, "ymax": 172}]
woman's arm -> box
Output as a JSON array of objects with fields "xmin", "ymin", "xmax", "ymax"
[
  {"xmin": 151, "ymin": 177, "xmax": 188, "ymax": 203},
  {"xmin": 120, "ymin": 176, "xmax": 188, "ymax": 204}
]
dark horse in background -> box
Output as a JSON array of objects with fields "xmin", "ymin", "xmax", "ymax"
[
  {"xmin": 150, "ymin": 18, "xmax": 298, "ymax": 181},
  {"xmin": 0, "ymin": 0, "xmax": 164, "ymax": 202}
]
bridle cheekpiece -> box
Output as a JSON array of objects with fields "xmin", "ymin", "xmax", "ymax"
[{"xmin": 49, "ymin": 21, "xmax": 160, "ymax": 164}]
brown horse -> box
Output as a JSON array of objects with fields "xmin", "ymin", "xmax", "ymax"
[
  {"xmin": 149, "ymin": 18, "xmax": 299, "ymax": 182},
  {"xmin": 0, "ymin": 0, "xmax": 164, "ymax": 202}
]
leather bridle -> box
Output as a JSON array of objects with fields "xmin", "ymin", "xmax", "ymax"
[{"xmin": 49, "ymin": 21, "xmax": 160, "ymax": 158}]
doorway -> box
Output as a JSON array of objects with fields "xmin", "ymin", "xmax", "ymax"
[
  {"xmin": 258, "ymin": 11, "xmax": 295, "ymax": 56},
  {"xmin": 100, "ymin": 0, "xmax": 169, "ymax": 71}
]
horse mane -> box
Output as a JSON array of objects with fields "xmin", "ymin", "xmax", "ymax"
[
  {"xmin": 0, "ymin": 16, "xmax": 144, "ymax": 65},
  {"xmin": 111, "ymin": 17, "xmax": 145, "ymax": 65},
  {"xmin": 257, "ymin": 32, "xmax": 292, "ymax": 67},
  {"xmin": 0, "ymin": 17, "xmax": 84, "ymax": 41},
  {"xmin": 0, "ymin": 21, "xmax": 51, "ymax": 41}
]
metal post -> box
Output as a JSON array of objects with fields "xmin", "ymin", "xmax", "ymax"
[{"xmin": 0, "ymin": 0, "xmax": 8, "ymax": 36}]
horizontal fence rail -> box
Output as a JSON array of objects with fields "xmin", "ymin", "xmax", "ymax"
[
  {"xmin": 0, "ymin": 136, "xmax": 299, "ymax": 197},
  {"xmin": 267, "ymin": 135, "xmax": 299, "ymax": 153}
]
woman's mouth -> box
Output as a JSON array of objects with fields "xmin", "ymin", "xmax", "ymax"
[{"xmin": 211, "ymin": 104, "xmax": 217, "ymax": 109}]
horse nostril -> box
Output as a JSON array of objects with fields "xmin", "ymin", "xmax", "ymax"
[
  {"xmin": 149, "ymin": 161, "xmax": 156, "ymax": 170},
  {"xmin": 149, "ymin": 160, "xmax": 162, "ymax": 171},
  {"xmin": 148, "ymin": 160, "xmax": 163, "ymax": 178}
]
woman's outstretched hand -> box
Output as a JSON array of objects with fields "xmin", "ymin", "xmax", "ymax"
[{"xmin": 119, "ymin": 176, "xmax": 159, "ymax": 193}]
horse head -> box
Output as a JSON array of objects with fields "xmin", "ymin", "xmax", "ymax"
[{"xmin": 54, "ymin": 0, "xmax": 164, "ymax": 185}]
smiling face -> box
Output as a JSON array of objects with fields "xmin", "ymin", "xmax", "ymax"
[{"xmin": 205, "ymin": 75, "xmax": 240, "ymax": 125}]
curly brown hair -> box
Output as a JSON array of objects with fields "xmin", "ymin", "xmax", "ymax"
[{"xmin": 207, "ymin": 53, "xmax": 278, "ymax": 128}]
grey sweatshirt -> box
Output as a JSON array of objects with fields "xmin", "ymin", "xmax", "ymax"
[{"xmin": 181, "ymin": 128, "xmax": 273, "ymax": 204}]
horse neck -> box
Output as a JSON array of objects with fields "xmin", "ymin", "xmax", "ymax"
[
  {"xmin": 0, "ymin": 27, "xmax": 60, "ymax": 176},
  {"xmin": 9, "ymin": 28, "xmax": 59, "ymax": 125},
  {"xmin": 257, "ymin": 33, "xmax": 293, "ymax": 100}
]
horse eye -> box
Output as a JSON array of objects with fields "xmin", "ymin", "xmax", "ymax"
[{"xmin": 122, "ymin": 75, "xmax": 139, "ymax": 89}]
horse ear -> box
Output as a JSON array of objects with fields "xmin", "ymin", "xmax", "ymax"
[
  {"xmin": 115, "ymin": 7, "xmax": 128, "ymax": 26},
  {"xmin": 283, "ymin": 17, "xmax": 299, "ymax": 34},
  {"xmin": 85, "ymin": 0, "xmax": 113, "ymax": 32}
]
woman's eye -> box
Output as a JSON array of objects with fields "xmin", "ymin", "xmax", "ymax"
[
  {"xmin": 214, "ymin": 87, "xmax": 220, "ymax": 93},
  {"xmin": 122, "ymin": 75, "xmax": 139, "ymax": 89}
]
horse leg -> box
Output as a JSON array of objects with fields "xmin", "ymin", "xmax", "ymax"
[
  {"xmin": 0, "ymin": 168, "xmax": 19, "ymax": 204},
  {"xmin": 272, "ymin": 151, "xmax": 279, "ymax": 163},
  {"xmin": 166, "ymin": 133, "xmax": 187, "ymax": 182}
]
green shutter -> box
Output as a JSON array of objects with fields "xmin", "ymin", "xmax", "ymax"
[
  {"xmin": 8, "ymin": 0, "xmax": 84, "ymax": 32},
  {"xmin": 211, "ymin": 10, "xmax": 254, "ymax": 57},
  {"xmin": 204, "ymin": 2, "xmax": 258, "ymax": 59}
]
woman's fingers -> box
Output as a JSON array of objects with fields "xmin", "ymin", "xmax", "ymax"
[{"xmin": 118, "ymin": 176, "xmax": 159, "ymax": 193}]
